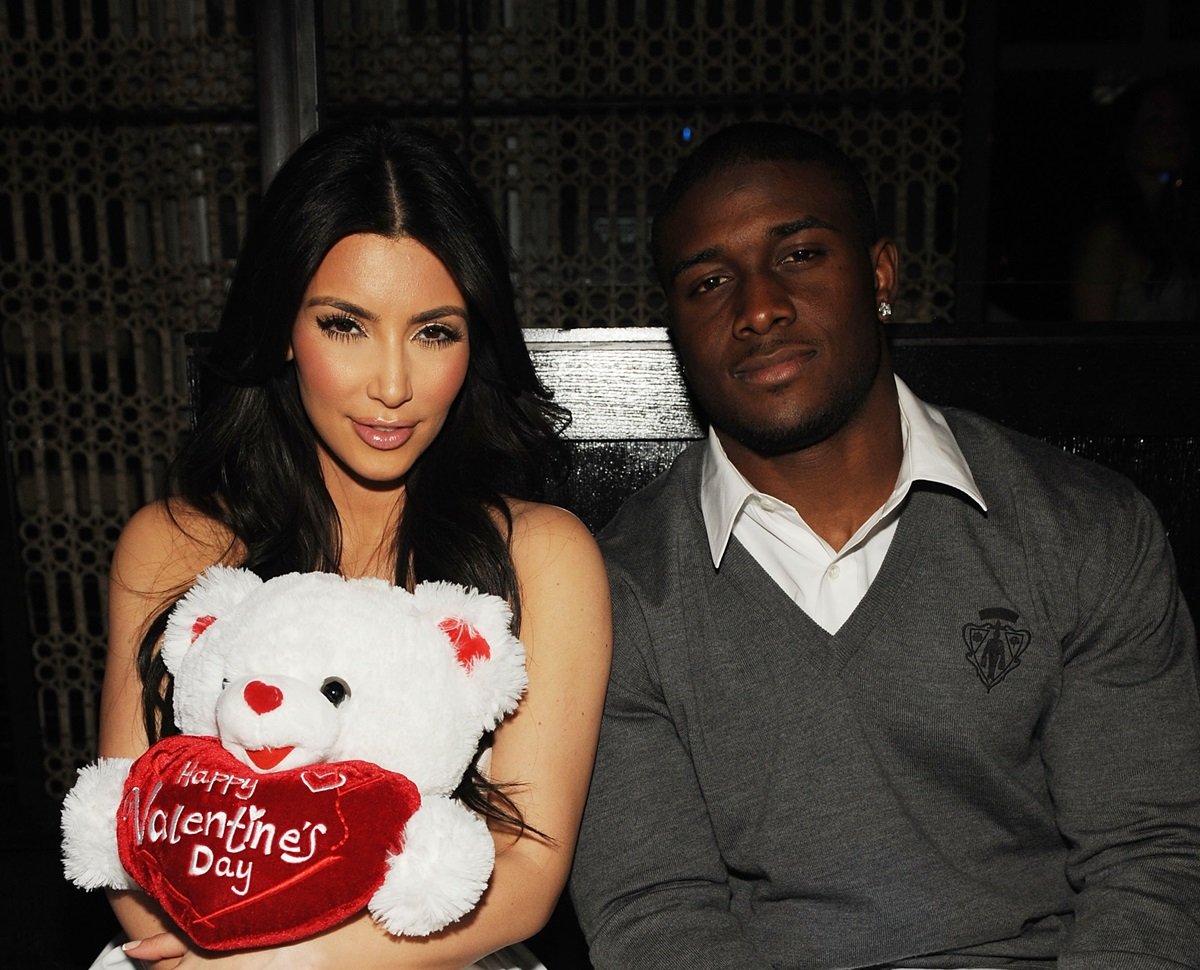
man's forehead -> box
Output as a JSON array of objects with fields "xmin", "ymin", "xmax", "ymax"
[
  {"xmin": 688, "ymin": 157, "xmax": 841, "ymax": 200},
  {"xmin": 663, "ymin": 160, "xmax": 852, "ymax": 247}
]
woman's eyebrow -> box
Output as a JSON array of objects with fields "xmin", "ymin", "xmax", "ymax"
[
  {"xmin": 304, "ymin": 297, "xmax": 378, "ymax": 321},
  {"xmin": 412, "ymin": 305, "xmax": 468, "ymax": 323}
]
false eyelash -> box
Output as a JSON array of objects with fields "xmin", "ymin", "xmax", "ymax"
[
  {"xmin": 315, "ymin": 313, "xmax": 363, "ymax": 339},
  {"xmin": 416, "ymin": 323, "xmax": 466, "ymax": 345}
]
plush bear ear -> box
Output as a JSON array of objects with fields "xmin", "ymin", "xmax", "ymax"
[
  {"xmin": 438, "ymin": 617, "xmax": 493, "ymax": 670},
  {"xmin": 161, "ymin": 566, "xmax": 264, "ymax": 675},
  {"xmin": 412, "ymin": 581, "xmax": 527, "ymax": 729}
]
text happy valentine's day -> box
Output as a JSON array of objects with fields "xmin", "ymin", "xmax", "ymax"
[{"xmin": 120, "ymin": 759, "xmax": 329, "ymax": 898}]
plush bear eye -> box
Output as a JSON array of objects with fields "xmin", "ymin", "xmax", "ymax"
[{"xmin": 320, "ymin": 677, "xmax": 350, "ymax": 707}]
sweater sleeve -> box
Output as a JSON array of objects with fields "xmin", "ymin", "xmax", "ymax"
[
  {"xmin": 569, "ymin": 567, "xmax": 775, "ymax": 970},
  {"xmin": 1040, "ymin": 486, "xmax": 1200, "ymax": 968}
]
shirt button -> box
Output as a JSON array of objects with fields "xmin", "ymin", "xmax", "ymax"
[{"xmin": 827, "ymin": 563, "xmax": 840, "ymax": 579}]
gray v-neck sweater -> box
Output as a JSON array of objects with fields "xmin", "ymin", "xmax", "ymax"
[{"xmin": 572, "ymin": 407, "xmax": 1200, "ymax": 970}]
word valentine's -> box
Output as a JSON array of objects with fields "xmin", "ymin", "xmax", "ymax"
[{"xmin": 121, "ymin": 756, "xmax": 330, "ymax": 898}]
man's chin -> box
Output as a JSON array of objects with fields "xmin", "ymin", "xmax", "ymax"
[
  {"xmin": 742, "ymin": 425, "xmax": 840, "ymax": 457},
  {"xmin": 713, "ymin": 410, "xmax": 842, "ymax": 457}
]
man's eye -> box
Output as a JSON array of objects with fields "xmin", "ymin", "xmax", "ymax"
[
  {"xmin": 782, "ymin": 248, "xmax": 819, "ymax": 263},
  {"xmin": 694, "ymin": 274, "xmax": 726, "ymax": 293}
]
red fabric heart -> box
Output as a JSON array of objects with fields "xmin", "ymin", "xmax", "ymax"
[{"xmin": 117, "ymin": 735, "xmax": 420, "ymax": 950}]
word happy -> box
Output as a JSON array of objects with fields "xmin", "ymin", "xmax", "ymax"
[{"xmin": 122, "ymin": 759, "xmax": 329, "ymax": 898}]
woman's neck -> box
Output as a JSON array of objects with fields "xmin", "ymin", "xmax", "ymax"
[{"xmin": 326, "ymin": 482, "xmax": 405, "ymax": 581}]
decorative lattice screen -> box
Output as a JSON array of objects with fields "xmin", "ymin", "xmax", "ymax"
[
  {"xmin": 1, "ymin": 1, "xmax": 259, "ymax": 796},
  {"xmin": 323, "ymin": 0, "xmax": 966, "ymax": 324},
  {"xmin": 2, "ymin": 0, "xmax": 966, "ymax": 798}
]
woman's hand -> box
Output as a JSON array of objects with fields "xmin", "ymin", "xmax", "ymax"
[
  {"xmin": 109, "ymin": 931, "xmax": 186, "ymax": 968},
  {"xmin": 120, "ymin": 932, "xmax": 322, "ymax": 970}
]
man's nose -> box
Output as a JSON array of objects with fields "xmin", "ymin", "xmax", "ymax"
[{"xmin": 735, "ymin": 272, "xmax": 794, "ymax": 336}]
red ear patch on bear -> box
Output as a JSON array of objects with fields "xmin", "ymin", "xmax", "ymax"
[
  {"xmin": 191, "ymin": 614, "xmax": 217, "ymax": 644},
  {"xmin": 438, "ymin": 618, "xmax": 490, "ymax": 670}
]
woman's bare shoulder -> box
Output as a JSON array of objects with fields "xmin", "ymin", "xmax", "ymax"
[
  {"xmin": 504, "ymin": 498, "xmax": 608, "ymax": 637},
  {"xmin": 506, "ymin": 498, "xmax": 598, "ymax": 556},
  {"xmin": 112, "ymin": 498, "xmax": 239, "ymax": 600},
  {"xmin": 104, "ymin": 500, "xmax": 241, "ymax": 756}
]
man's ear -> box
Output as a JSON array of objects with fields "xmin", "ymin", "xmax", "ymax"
[{"xmin": 870, "ymin": 237, "xmax": 899, "ymax": 308}]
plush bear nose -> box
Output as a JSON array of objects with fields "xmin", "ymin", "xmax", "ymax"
[{"xmin": 244, "ymin": 680, "xmax": 283, "ymax": 715}]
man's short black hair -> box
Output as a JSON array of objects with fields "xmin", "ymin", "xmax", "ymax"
[{"xmin": 651, "ymin": 122, "xmax": 880, "ymax": 281}]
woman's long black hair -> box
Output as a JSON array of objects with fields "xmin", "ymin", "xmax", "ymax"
[
  {"xmin": 1093, "ymin": 77, "xmax": 1198, "ymax": 294},
  {"xmin": 136, "ymin": 120, "xmax": 568, "ymax": 830}
]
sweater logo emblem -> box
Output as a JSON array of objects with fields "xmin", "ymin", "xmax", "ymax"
[{"xmin": 962, "ymin": 607, "xmax": 1031, "ymax": 691}]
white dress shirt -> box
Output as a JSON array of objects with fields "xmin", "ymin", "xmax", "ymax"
[{"xmin": 699, "ymin": 376, "xmax": 987, "ymax": 634}]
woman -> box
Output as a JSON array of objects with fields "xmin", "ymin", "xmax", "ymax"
[
  {"xmin": 1072, "ymin": 76, "xmax": 1199, "ymax": 321},
  {"xmin": 97, "ymin": 121, "xmax": 611, "ymax": 969}
]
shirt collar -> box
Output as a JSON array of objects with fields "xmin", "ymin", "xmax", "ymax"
[{"xmin": 699, "ymin": 375, "xmax": 987, "ymax": 567}]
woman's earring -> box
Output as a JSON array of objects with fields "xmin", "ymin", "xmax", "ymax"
[{"xmin": 877, "ymin": 301, "xmax": 893, "ymax": 319}]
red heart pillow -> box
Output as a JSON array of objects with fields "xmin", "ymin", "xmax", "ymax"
[{"xmin": 117, "ymin": 735, "xmax": 420, "ymax": 950}]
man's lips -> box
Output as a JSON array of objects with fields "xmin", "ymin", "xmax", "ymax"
[
  {"xmin": 352, "ymin": 420, "xmax": 415, "ymax": 450},
  {"xmin": 732, "ymin": 344, "xmax": 816, "ymax": 384}
]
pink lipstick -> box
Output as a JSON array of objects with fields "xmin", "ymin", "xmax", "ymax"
[{"xmin": 352, "ymin": 421, "xmax": 415, "ymax": 450}]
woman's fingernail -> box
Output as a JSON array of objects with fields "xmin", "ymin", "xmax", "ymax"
[{"xmin": 101, "ymin": 943, "xmax": 138, "ymax": 966}]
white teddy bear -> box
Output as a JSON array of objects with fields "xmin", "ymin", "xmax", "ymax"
[{"xmin": 61, "ymin": 567, "xmax": 527, "ymax": 950}]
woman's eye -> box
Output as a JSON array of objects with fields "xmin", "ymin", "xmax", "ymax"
[
  {"xmin": 316, "ymin": 313, "xmax": 364, "ymax": 340},
  {"xmin": 320, "ymin": 677, "xmax": 351, "ymax": 707},
  {"xmin": 415, "ymin": 322, "xmax": 465, "ymax": 346}
]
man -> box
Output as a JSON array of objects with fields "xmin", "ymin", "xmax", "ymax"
[{"xmin": 569, "ymin": 122, "xmax": 1200, "ymax": 969}]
